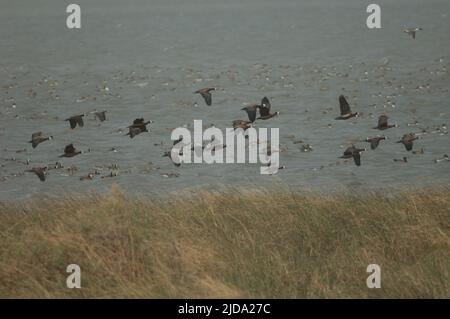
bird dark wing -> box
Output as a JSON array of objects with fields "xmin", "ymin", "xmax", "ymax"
[
  {"xmin": 404, "ymin": 141, "xmax": 413, "ymax": 151},
  {"xmin": 370, "ymin": 139, "xmax": 380, "ymax": 150},
  {"xmin": 352, "ymin": 152, "xmax": 361, "ymax": 166},
  {"xmin": 68, "ymin": 118, "xmax": 77, "ymax": 129},
  {"xmin": 129, "ymin": 127, "xmax": 141, "ymax": 138},
  {"xmin": 64, "ymin": 144, "xmax": 75, "ymax": 154},
  {"xmin": 76, "ymin": 116, "xmax": 84, "ymax": 127},
  {"xmin": 200, "ymin": 92, "xmax": 212, "ymax": 106},
  {"xmin": 35, "ymin": 169, "xmax": 46, "ymax": 181},
  {"xmin": 259, "ymin": 97, "xmax": 271, "ymax": 117},
  {"xmin": 339, "ymin": 95, "xmax": 351, "ymax": 115},
  {"xmin": 378, "ymin": 115, "xmax": 388, "ymax": 128},
  {"xmin": 96, "ymin": 111, "xmax": 106, "ymax": 121},
  {"xmin": 241, "ymin": 105, "xmax": 257, "ymax": 123},
  {"xmin": 133, "ymin": 118, "xmax": 144, "ymax": 125}
]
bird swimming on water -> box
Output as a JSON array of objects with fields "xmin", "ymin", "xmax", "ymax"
[
  {"xmin": 65, "ymin": 114, "xmax": 85, "ymax": 129},
  {"xmin": 194, "ymin": 87, "xmax": 216, "ymax": 106},
  {"xmin": 374, "ymin": 114, "xmax": 397, "ymax": 130},
  {"xmin": 397, "ymin": 133, "xmax": 418, "ymax": 151},
  {"xmin": 59, "ymin": 144, "xmax": 82, "ymax": 158},
  {"xmin": 29, "ymin": 132, "xmax": 52, "ymax": 148},
  {"xmin": 335, "ymin": 95, "xmax": 358, "ymax": 120},
  {"xmin": 403, "ymin": 27, "xmax": 422, "ymax": 39},
  {"xmin": 339, "ymin": 145, "xmax": 366, "ymax": 166}
]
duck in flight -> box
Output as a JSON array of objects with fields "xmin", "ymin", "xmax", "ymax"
[
  {"xmin": 194, "ymin": 87, "xmax": 216, "ymax": 106},
  {"xmin": 59, "ymin": 144, "xmax": 82, "ymax": 158},
  {"xmin": 29, "ymin": 132, "xmax": 52, "ymax": 149},
  {"xmin": 127, "ymin": 118, "xmax": 151, "ymax": 138},
  {"xmin": 397, "ymin": 133, "xmax": 418, "ymax": 151},
  {"xmin": 374, "ymin": 114, "xmax": 397, "ymax": 130},
  {"xmin": 257, "ymin": 96, "xmax": 279, "ymax": 120},
  {"xmin": 335, "ymin": 95, "xmax": 358, "ymax": 120},
  {"xmin": 26, "ymin": 167, "xmax": 47, "ymax": 181},
  {"xmin": 65, "ymin": 114, "xmax": 85, "ymax": 129},
  {"xmin": 92, "ymin": 110, "xmax": 107, "ymax": 122},
  {"xmin": 339, "ymin": 145, "xmax": 366, "ymax": 166},
  {"xmin": 403, "ymin": 27, "xmax": 422, "ymax": 39},
  {"xmin": 365, "ymin": 136, "xmax": 386, "ymax": 150}
]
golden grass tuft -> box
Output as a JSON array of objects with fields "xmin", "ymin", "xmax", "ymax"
[{"xmin": 0, "ymin": 187, "xmax": 449, "ymax": 298}]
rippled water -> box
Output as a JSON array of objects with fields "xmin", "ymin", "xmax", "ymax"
[{"xmin": 1, "ymin": 0, "xmax": 449, "ymax": 201}]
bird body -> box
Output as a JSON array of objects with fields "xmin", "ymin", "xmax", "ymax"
[
  {"xmin": 194, "ymin": 87, "xmax": 216, "ymax": 106},
  {"xmin": 340, "ymin": 145, "xmax": 366, "ymax": 166},
  {"xmin": 374, "ymin": 115, "xmax": 397, "ymax": 130},
  {"xmin": 93, "ymin": 110, "xmax": 107, "ymax": 122},
  {"xmin": 127, "ymin": 118, "xmax": 150, "ymax": 138},
  {"xmin": 397, "ymin": 133, "xmax": 418, "ymax": 151},
  {"xmin": 335, "ymin": 95, "xmax": 358, "ymax": 120},
  {"xmin": 26, "ymin": 167, "xmax": 47, "ymax": 181},
  {"xmin": 365, "ymin": 136, "xmax": 386, "ymax": 150},
  {"xmin": 29, "ymin": 132, "xmax": 52, "ymax": 148},
  {"xmin": 65, "ymin": 114, "xmax": 85, "ymax": 129},
  {"xmin": 257, "ymin": 96, "xmax": 279, "ymax": 120},
  {"xmin": 60, "ymin": 144, "xmax": 82, "ymax": 158},
  {"xmin": 403, "ymin": 27, "xmax": 422, "ymax": 39}
]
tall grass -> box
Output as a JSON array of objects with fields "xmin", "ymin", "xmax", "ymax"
[{"xmin": 0, "ymin": 186, "xmax": 449, "ymax": 298}]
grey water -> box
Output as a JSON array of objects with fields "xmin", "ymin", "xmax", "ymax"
[{"xmin": 1, "ymin": 0, "xmax": 449, "ymax": 201}]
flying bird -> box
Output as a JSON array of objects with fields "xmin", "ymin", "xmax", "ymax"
[
  {"xmin": 127, "ymin": 118, "xmax": 151, "ymax": 138},
  {"xmin": 65, "ymin": 114, "xmax": 85, "ymax": 129},
  {"xmin": 257, "ymin": 96, "xmax": 279, "ymax": 120},
  {"xmin": 374, "ymin": 115, "xmax": 397, "ymax": 130},
  {"xmin": 29, "ymin": 132, "xmax": 52, "ymax": 148},
  {"xmin": 26, "ymin": 167, "xmax": 47, "ymax": 181},
  {"xmin": 339, "ymin": 145, "xmax": 366, "ymax": 166},
  {"xmin": 397, "ymin": 133, "xmax": 418, "ymax": 151},
  {"xmin": 365, "ymin": 136, "xmax": 386, "ymax": 150},
  {"xmin": 335, "ymin": 95, "xmax": 358, "ymax": 120},
  {"xmin": 194, "ymin": 87, "xmax": 216, "ymax": 106},
  {"xmin": 403, "ymin": 27, "xmax": 422, "ymax": 39},
  {"xmin": 59, "ymin": 144, "xmax": 82, "ymax": 158},
  {"xmin": 93, "ymin": 110, "xmax": 107, "ymax": 122}
]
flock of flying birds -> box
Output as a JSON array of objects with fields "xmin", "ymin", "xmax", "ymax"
[{"xmin": 8, "ymin": 25, "xmax": 448, "ymax": 182}]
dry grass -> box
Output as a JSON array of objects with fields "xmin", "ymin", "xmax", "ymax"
[{"xmin": 0, "ymin": 186, "xmax": 449, "ymax": 298}]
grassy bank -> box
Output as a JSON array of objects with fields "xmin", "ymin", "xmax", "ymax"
[{"xmin": 0, "ymin": 187, "xmax": 449, "ymax": 298}]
